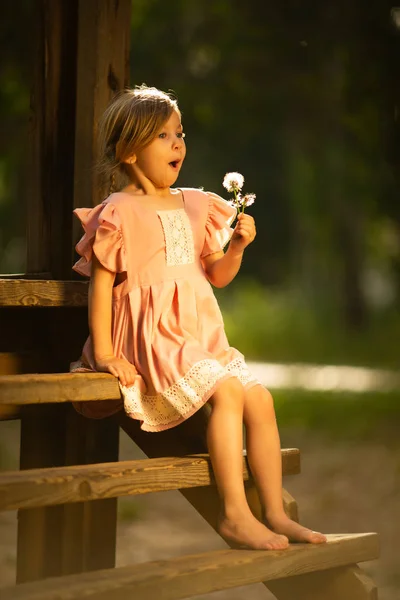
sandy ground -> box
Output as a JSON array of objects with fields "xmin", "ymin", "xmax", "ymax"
[{"xmin": 0, "ymin": 421, "xmax": 399, "ymax": 599}]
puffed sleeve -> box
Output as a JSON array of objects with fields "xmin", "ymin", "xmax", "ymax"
[
  {"xmin": 201, "ymin": 191, "xmax": 237, "ymax": 258},
  {"xmin": 72, "ymin": 202, "xmax": 127, "ymax": 277}
]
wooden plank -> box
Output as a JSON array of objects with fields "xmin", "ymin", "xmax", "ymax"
[
  {"xmin": 0, "ymin": 372, "xmax": 121, "ymax": 405},
  {"xmin": 268, "ymin": 564, "xmax": 378, "ymax": 600},
  {"xmin": 0, "ymin": 279, "xmax": 88, "ymax": 307},
  {"xmin": 0, "ymin": 449, "xmax": 300, "ymax": 512},
  {"xmin": 1, "ymin": 533, "xmax": 380, "ymax": 600}
]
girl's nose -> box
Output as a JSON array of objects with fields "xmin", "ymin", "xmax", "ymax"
[{"xmin": 173, "ymin": 136, "xmax": 183, "ymax": 149}]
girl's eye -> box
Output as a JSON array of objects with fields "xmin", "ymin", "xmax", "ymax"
[{"xmin": 158, "ymin": 132, "xmax": 185, "ymax": 139}]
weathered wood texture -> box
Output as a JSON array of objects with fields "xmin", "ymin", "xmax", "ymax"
[
  {"xmin": 16, "ymin": 405, "xmax": 119, "ymax": 582},
  {"xmin": 1, "ymin": 534, "xmax": 379, "ymax": 600},
  {"xmin": 27, "ymin": 0, "xmax": 131, "ymax": 278},
  {"xmin": 17, "ymin": 405, "xmax": 69, "ymax": 582},
  {"xmin": 268, "ymin": 564, "xmax": 378, "ymax": 600},
  {"xmin": 0, "ymin": 279, "xmax": 88, "ymax": 307},
  {"xmin": 27, "ymin": 0, "xmax": 78, "ymax": 277},
  {"xmin": 72, "ymin": 0, "xmax": 131, "ymax": 234},
  {"xmin": 0, "ymin": 372, "xmax": 120, "ymax": 405},
  {"xmin": 0, "ymin": 449, "xmax": 300, "ymax": 512}
]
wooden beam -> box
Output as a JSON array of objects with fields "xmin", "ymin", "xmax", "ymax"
[
  {"xmin": 0, "ymin": 279, "xmax": 88, "ymax": 307},
  {"xmin": 1, "ymin": 534, "xmax": 379, "ymax": 600},
  {"xmin": 0, "ymin": 372, "xmax": 121, "ymax": 405},
  {"xmin": 0, "ymin": 449, "xmax": 300, "ymax": 512},
  {"xmin": 73, "ymin": 0, "xmax": 131, "ymax": 223},
  {"xmin": 268, "ymin": 564, "xmax": 378, "ymax": 600},
  {"xmin": 27, "ymin": 0, "xmax": 78, "ymax": 277}
]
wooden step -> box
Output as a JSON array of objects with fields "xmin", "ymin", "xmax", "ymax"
[
  {"xmin": 0, "ymin": 449, "xmax": 300, "ymax": 512},
  {"xmin": 0, "ymin": 533, "xmax": 379, "ymax": 600},
  {"xmin": 0, "ymin": 372, "xmax": 120, "ymax": 405}
]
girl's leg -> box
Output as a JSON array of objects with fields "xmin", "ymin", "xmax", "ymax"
[
  {"xmin": 207, "ymin": 377, "xmax": 288, "ymax": 550},
  {"xmin": 244, "ymin": 384, "xmax": 327, "ymax": 544}
]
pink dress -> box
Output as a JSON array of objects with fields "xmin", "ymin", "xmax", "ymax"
[{"xmin": 71, "ymin": 187, "xmax": 259, "ymax": 432}]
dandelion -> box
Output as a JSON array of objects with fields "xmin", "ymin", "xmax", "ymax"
[
  {"xmin": 223, "ymin": 172, "xmax": 244, "ymax": 193},
  {"xmin": 223, "ymin": 172, "xmax": 256, "ymax": 214},
  {"xmin": 241, "ymin": 193, "xmax": 256, "ymax": 209}
]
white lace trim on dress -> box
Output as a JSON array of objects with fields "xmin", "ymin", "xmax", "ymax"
[
  {"xmin": 121, "ymin": 356, "xmax": 259, "ymax": 429},
  {"xmin": 157, "ymin": 209, "xmax": 195, "ymax": 267}
]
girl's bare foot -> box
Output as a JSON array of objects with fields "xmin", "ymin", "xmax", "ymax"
[
  {"xmin": 218, "ymin": 511, "xmax": 289, "ymax": 550},
  {"xmin": 265, "ymin": 513, "xmax": 327, "ymax": 544}
]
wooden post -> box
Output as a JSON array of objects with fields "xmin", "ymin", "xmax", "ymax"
[
  {"xmin": 17, "ymin": 405, "xmax": 70, "ymax": 582},
  {"xmin": 27, "ymin": 0, "xmax": 78, "ymax": 279},
  {"xmin": 73, "ymin": 0, "xmax": 132, "ymax": 219},
  {"xmin": 17, "ymin": 405, "xmax": 119, "ymax": 582},
  {"xmin": 16, "ymin": 0, "xmax": 131, "ymax": 583}
]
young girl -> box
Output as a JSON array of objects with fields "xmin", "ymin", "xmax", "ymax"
[{"xmin": 71, "ymin": 85, "xmax": 326, "ymax": 551}]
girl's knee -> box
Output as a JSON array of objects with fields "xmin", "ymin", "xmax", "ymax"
[
  {"xmin": 208, "ymin": 376, "xmax": 245, "ymax": 409},
  {"xmin": 244, "ymin": 385, "xmax": 276, "ymax": 423},
  {"xmin": 261, "ymin": 387, "xmax": 274, "ymax": 407}
]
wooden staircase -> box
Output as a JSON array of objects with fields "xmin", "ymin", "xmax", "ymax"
[{"xmin": 0, "ymin": 371, "xmax": 379, "ymax": 600}]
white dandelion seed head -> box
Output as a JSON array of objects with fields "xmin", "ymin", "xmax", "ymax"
[
  {"xmin": 242, "ymin": 193, "xmax": 256, "ymax": 207},
  {"xmin": 223, "ymin": 172, "xmax": 245, "ymax": 192},
  {"xmin": 227, "ymin": 200, "xmax": 237, "ymax": 208}
]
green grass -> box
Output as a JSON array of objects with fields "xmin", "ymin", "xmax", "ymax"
[
  {"xmin": 272, "ymin": 389, "xmax": 400, "ymax": 441},
  {"xmin": 217, "ymin": 280, "xmax": 400, "ymax": 369}
]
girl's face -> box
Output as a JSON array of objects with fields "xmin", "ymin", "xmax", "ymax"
[{"xmin": 130, "ymin": 110, "xmax": 186, "ymax": 190}]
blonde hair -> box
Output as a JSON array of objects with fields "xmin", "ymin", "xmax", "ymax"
[{"xmin": 96, "ymin": 85, "xmax": 180, "ymax": 196}]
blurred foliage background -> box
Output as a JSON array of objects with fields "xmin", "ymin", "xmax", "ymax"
[{"xmin": 1, "ymin": 0, "xmax": 400, "ymax": 367}]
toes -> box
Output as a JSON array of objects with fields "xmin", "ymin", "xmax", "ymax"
[
  {"xmin": 268, "ymin": 535, "xmax": 289, "ymax": 550},
  {"xmin": 310, "ymin": 532, "xmax": 327, "ymax": 543}
]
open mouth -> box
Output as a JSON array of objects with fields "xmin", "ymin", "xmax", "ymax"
[{"xmin": 169, "ymin": 160, "xmax": 180, "ymax": 170}]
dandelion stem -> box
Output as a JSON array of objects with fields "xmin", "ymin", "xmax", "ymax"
[{"xmin": 233, "ymin": 188, "xmax": 239, "ymax": 210}]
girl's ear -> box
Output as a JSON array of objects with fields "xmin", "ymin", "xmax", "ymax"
[
  {"xmin": 124, "ymin": 154, "xmax": 137, "ymax": 165},
  {"xmin": 116, "ymin": 139, "xmax": 136, "ymax": 164}
]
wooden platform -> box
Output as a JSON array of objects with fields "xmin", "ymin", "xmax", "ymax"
[{"xmin": 0, "ymin": 533, "xmax": 379, "ymax": 600}]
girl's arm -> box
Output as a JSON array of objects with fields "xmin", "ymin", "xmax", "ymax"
[
  {"xmin": 89, "ymin": 255, "xmax": 115, "ymax": 361},
  {"xmin": 202, "ymin": 212, "xmax": 256, "ymax": 288},
  {"xmin": 89, "ymin": 255, "xmax": 137, "ymax": 386}
]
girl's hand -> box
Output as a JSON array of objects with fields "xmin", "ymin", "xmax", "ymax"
[
  {"xmin": 95, "ymin": 355, "xmax": 138, "ymax": 387},
  {"xmin": 230, "ymin": 213, "xmax": 256, "ymax": 253}
]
